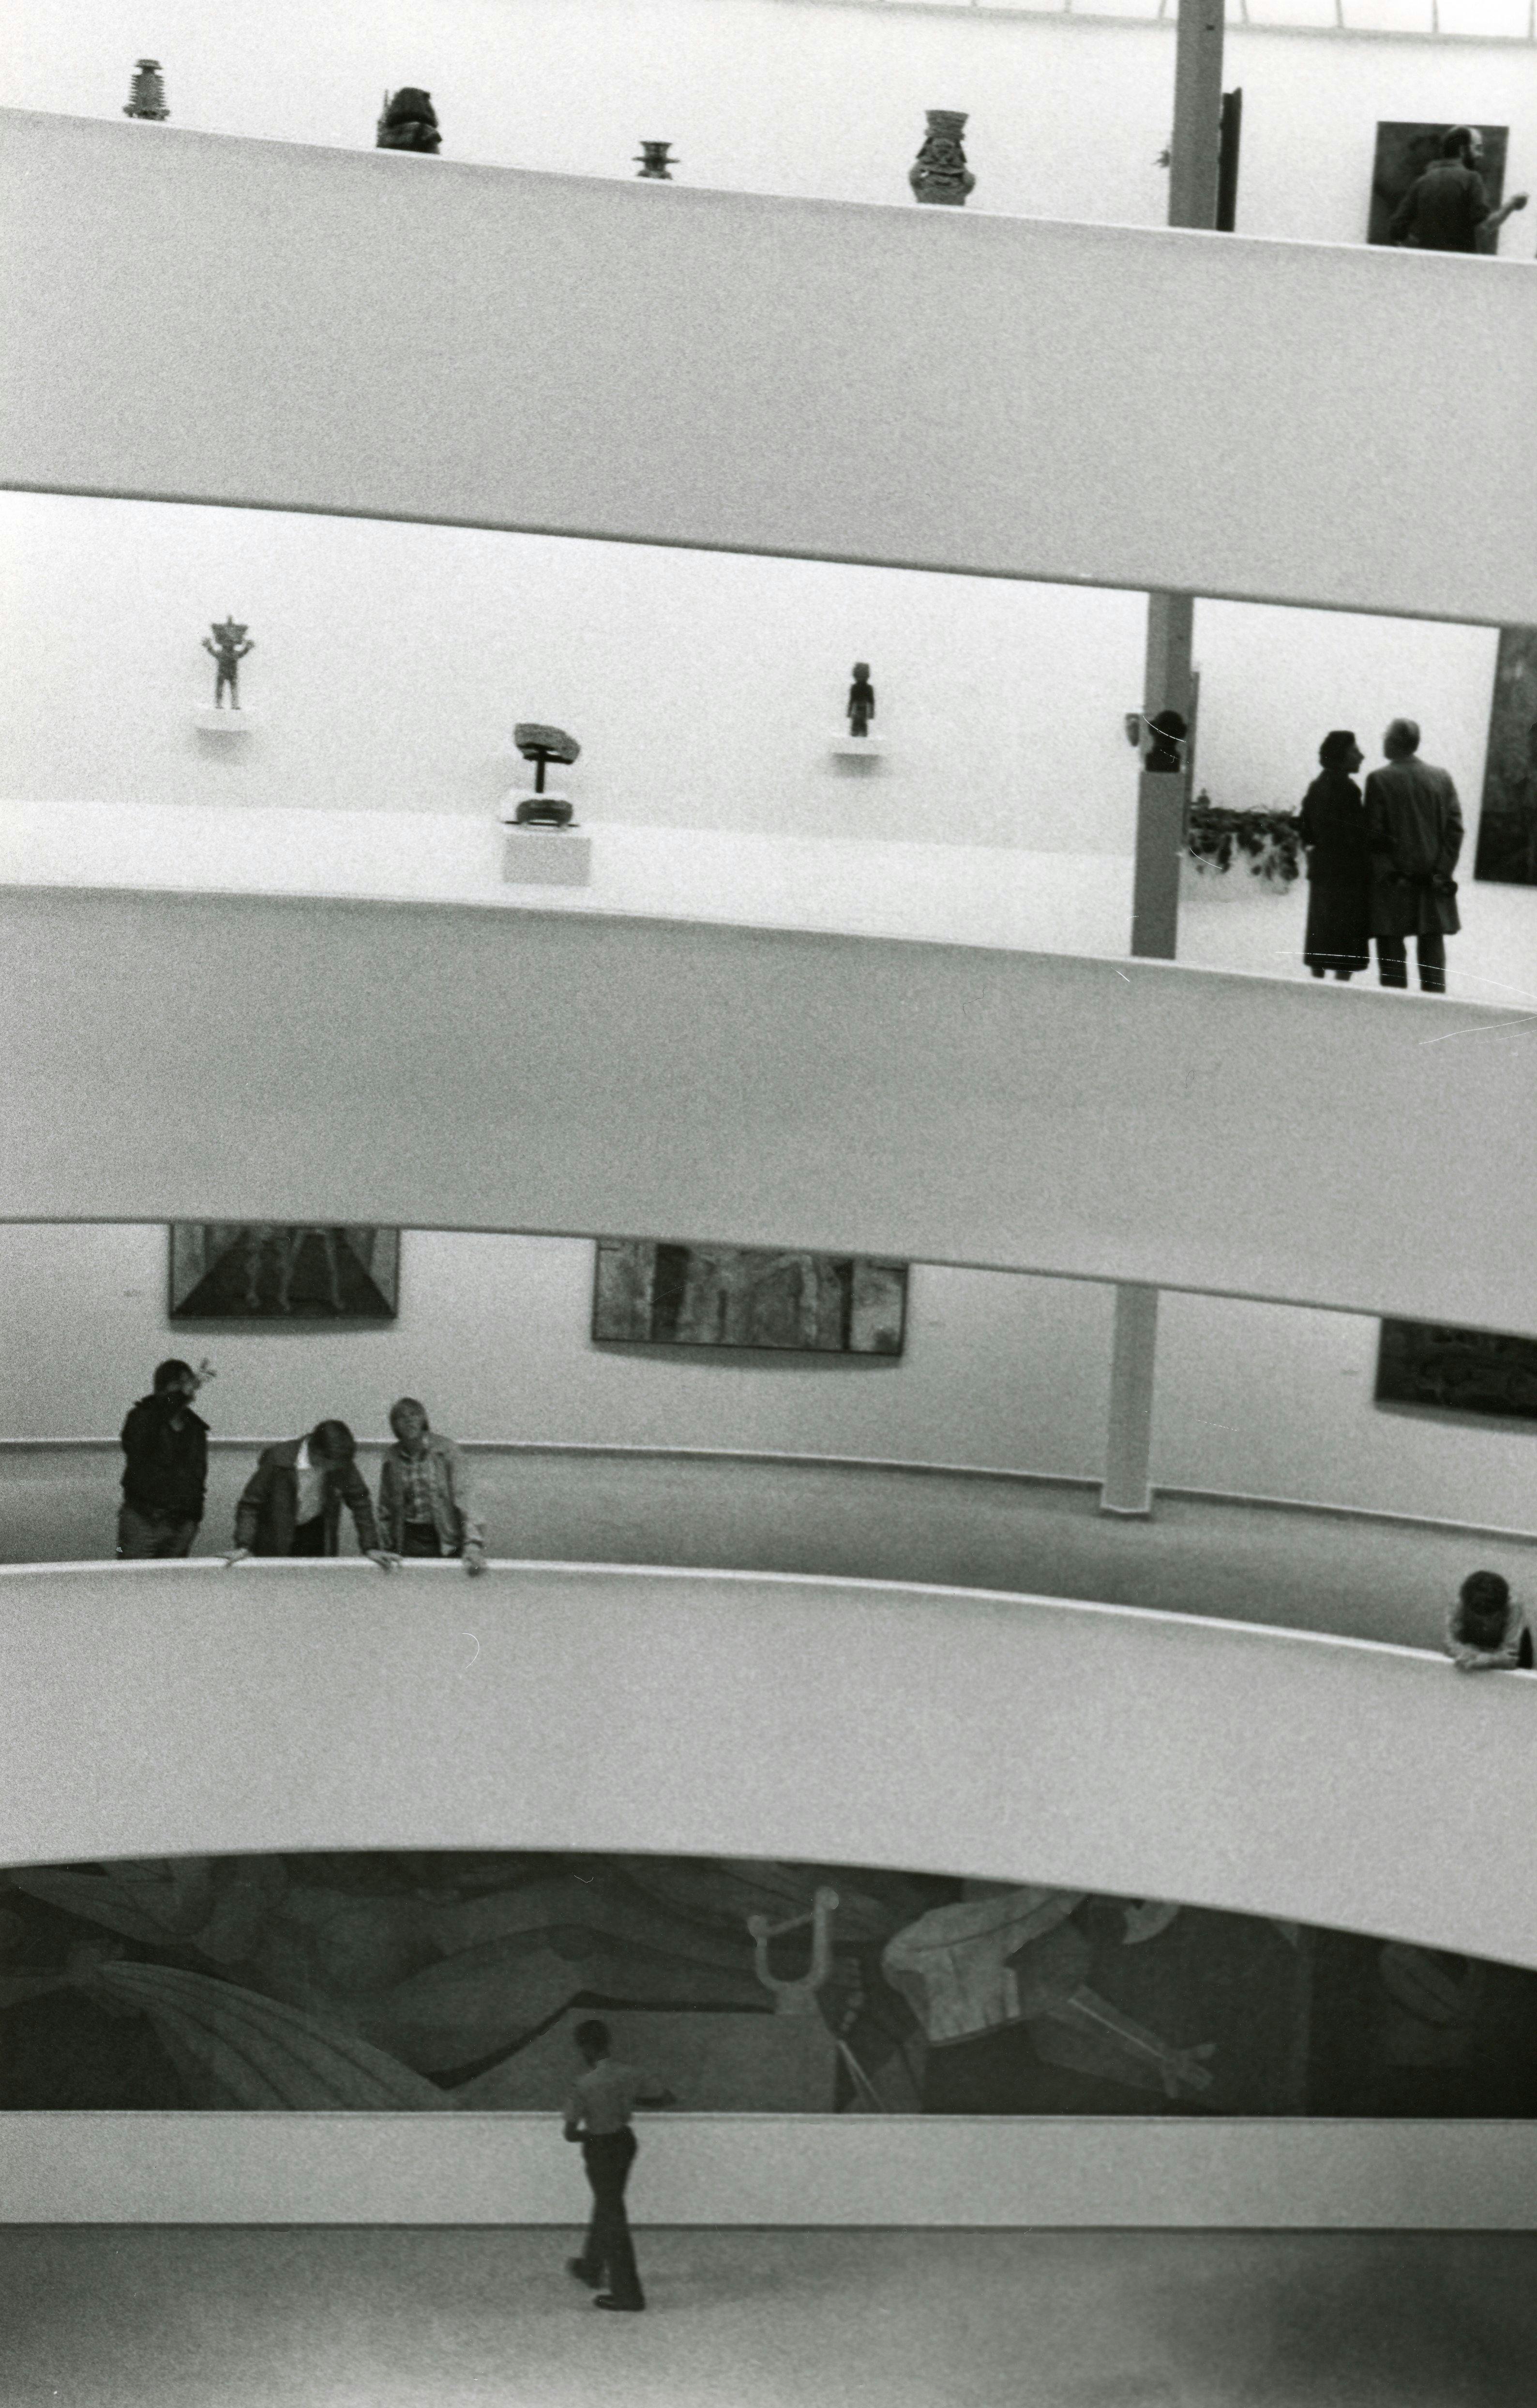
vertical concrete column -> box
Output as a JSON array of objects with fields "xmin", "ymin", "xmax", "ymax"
[
  {"xmin": 1101, "ymin": 1282, "xmax": 1160, "ymax": 1518},
  {"xmin": 1112, "ymin": 0, "xmax": 1228, "ymax": 1521}
]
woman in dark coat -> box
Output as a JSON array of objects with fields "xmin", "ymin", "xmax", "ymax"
[{"xmin": 1298, "ymin": 730, "xmax": 1370, "ymax": 979}]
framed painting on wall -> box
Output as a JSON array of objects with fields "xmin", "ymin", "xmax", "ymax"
[
  {"xmin": 1375, "ymin": 1319, "xmax": 1537, "ymax": 1425},
  {"xmin": 168, "ymin": 1225, "xmax": 400, "ymax": 1322},
  {"xmin": 1366, "ymin": 123, "xmax": 1507, "ymax": 247},
  {"xmin": 592, "ymin": 1239, "xmax": 908, "ymax": 1355},
  {"xmin": 1473, "ymin": 627, "xmax": 1537, "ymax": 888}
]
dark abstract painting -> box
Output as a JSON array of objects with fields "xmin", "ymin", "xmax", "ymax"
[
  {"xmin": 1367, "ymin": 122, "xmax": 1507, "ymax": 247},
  {"xmin": 1474, "ymin": 628, "xmax": 1537, "ymax": 888},
  {"xmin": 4, "ymin": 1850, "xmax": 1536, "ymax": 2119},
  {"xmin": 593, "ymin": 1240, "xmax": 907, "ymax": 1355},
  {"xmin": 1376, "ymin": 1320, "xmax": 1537, "ymax": 1424},
  {"xmin": 169, "ymin": 1225, "xmax": 400, "ymax": 1322}
]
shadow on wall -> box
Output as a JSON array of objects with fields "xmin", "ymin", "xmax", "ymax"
[{"xmin": 4, "ymin": 1850, "xmax": 1536, "ymax": 2123}]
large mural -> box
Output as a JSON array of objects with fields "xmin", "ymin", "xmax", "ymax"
[{"xmin": 3, "ymin": 1852, "xmax": 1535, "ymax": 2118}]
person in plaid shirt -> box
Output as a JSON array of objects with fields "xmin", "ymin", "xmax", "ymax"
[{"xmin": 377, "ymin": 1398, "xmax": 487, "ymax": 1574}]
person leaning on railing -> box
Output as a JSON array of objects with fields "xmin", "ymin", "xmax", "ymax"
[
  {"xmin": 224, "ymin": 1419, "xmax": 398, "ymax": 1571},
  {"xmin": 377, "ymin": 1397, "xmax": 487, "ymax": 1576},
  {"xmin": 1444, "ymin": 1570, "xmax": 1532, "ymax": 1673}
]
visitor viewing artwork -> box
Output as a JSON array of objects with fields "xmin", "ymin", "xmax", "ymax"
[
  {"xmin": 1367, "ymin": 121, "xmax": 1510, "ymax": 247},
  {"xmin": 3, "ymin": 1850, "xmax": 1536, "ymax": 2121}
]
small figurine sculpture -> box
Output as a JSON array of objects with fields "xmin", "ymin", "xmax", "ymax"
[
  {"xmin": 202, "ymin": 618, "xmax": 254, "ymax": 710},
  {"xmin": 846, "ymin": 663, "xmax": 876, "ymax": 741},
  {"xmin": 377, "ymin": 89, "xmax": 441, "ymax": 153},
  {"xmin": 123, "ymin": 60, "xmax": 169, "ymax": 121},
  {"xmin": 1143, "ymin": 709, "xmax": 1188, "ymax": 774},
  {"xmin": 909, "ymin": 111, "xmax": 974, "ymax": 208},
  {"xmin": 511, "ymin": 723, "xmax": 580, "ymax": 826},
  {"xmin": 634, "ymin": 142, "xmax": 676, "ymax": 181}
]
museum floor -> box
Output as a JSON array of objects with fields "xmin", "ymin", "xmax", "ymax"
[{"xmin": 1, "ymin": 2224, "xmax": 1534, "ymax": 2405}]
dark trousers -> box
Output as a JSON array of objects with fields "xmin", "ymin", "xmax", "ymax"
[
  {"xmin": 401, "ymin": 1522, "xmax": 442, "ymax": 1558},
  {"xmin": 118, "ymin": 1505, "xmax": 199, "ymax": 1559},
  {"xmin": 576, "ymin": 2130, "xmax": 644, "ymax": 2306},
  {"xmin": 288, "ymin": 1516, "xmax": 328, "ymax": 1556},
  {"xmin": 1376, "ymin": 933, "xmax": 1446, "ymax": 993}
]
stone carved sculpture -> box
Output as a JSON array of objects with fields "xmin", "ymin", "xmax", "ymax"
[
  {"xmin": 847, "ymin": 663, "xmax": 876, "ymax": 740},
  {"xmin": 1143, "ymin": 710, "xmax": 1188, "ymax": 774},
  {"xmin": 377, "ymin": 89, "xmax": 442, "ymax": 153},
  {"xmin": 202, "ymin": 619, "xmax": 254, "ymax": 710},
  {"xmin": 123, "ymin": 60, "xmax": 169, "ymax": 121},
  {"xmin": 512, "ymin": 723, "xmax": 580, "ymax": 826},
  {"xmin": 910, "ymin": 111, "xmax": 975, "ymax": 208},
  {"xmin": 634, "ymin": 142, "xmax": 676, "ymax": 180}
]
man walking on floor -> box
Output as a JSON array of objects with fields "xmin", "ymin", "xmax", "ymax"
[
  {"xmin": 1365, "ymin": 718, "xmax": 1463, "ymax": 995},
  {"xmin": 118, "ymin": 1358, "xmax": 211, "ymax": 1558},
  {"xmin": 562, "ymin": 2018, "xmax": 675, "ymax": 2312}
]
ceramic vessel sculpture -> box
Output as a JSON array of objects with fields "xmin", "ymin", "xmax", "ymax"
[
  {"xmin": 123, "ymin": 60, "xmax": 169, "ymax": 121},
  {"xmin": 909, "ymin": 110, "xmax": 974, "ymax": 208},
  {"xmin": 202, "ymin": 619, "xmax": 254, "ymax": 710},
  {"xmin": 377, "ymin": 89, "xmax": 441, "ymax": 153},
  {"xmin": 512, "ymin": 723, "xmax": 580, "ymax": 825},
  {"xmin": 634, "ymin": 141, "xmax": 676, "ymax": 180}
]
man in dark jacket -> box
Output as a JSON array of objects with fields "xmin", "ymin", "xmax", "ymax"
[
  {"xmin": 118, "ymin": 1359, "xmax": 210, "ymax": 1558},
  {"xmin": 225, "ymin": 1420, "xmax": 396, "ymax": 1568},
  {"xmin": 1365, "ymin": 719, "xmax": 1463, "ymax": 994},
  {"xmin": 1386, "ymin": 126, "xmax": 1526, "ymax": 254}
]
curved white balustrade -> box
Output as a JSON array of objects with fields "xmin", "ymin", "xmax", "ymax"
[
  {"xmin": 2, "ymin": 888, "xmax": 1533, "ymax": 1333},
  {"xmin": 3, "ymin": 1557, "xmax": 1533, "ymax": 1970},
  {"xmin": 2, "ymin": 110, "xmax": 1535, "ymax": 624}
]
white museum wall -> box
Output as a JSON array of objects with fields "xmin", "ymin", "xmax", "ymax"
[
  {"xmin": 0, "ymin": 0, "xmax": 1533, "ymax": 247},
  {"xmin": 1, "ymin": 1226, "xmax": 1533, "ymax": 1534}
]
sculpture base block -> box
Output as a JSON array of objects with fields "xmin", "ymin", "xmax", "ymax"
[
  {"xmin": 831, "ymin": 737, "xmax": 885, "ymax": 760},
  {"xmin": 194, "ymin": 709, "xmax": 256, "ymax": 735},
  {"xmin": 503, "ymin": 829, "xmax": 592, "ymax": 887}
]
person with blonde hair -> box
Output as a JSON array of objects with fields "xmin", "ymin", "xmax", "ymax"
[{"xmin": 377, "ymin": 1398, "xmax": 487, "ymax": 1574}]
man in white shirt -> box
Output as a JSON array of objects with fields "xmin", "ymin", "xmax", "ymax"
[
  {"xmin": 561, "ymin": 2018, "xmax": 674, "ymax": 2312},
  {"xmin": 225, "ymin": 1420, "xmax": 397, "ymax": 1566}
]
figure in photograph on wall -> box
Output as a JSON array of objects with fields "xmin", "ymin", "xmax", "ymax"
[
  {"xmin": 1364, "ymin": 719, "xmax": 1462, "ymax": 993},
  {"xmin": 377, "ymin": 1398, "xmax": 487, "ymax": 1573},
  {"xmin": 202, "ymin": 619, "xmax": 253, "ymax": 710},
  {"xmin": 117, "ymin": 1358, "xmax": 211, "ymax": 1559},
  {"xmin": 225, "ymin": 1421, "xmax": 397, "ymax": 1567},
  {"xmin": 1473, "ymin": 630, "xmax": 1537, "ymax": 888},
  {"xmin": 169, "ymin": 1226, "xmax": 399, "ymax": 1322},
  {"xmin": 846, "ymin": 663, "xmax": 876, "ymax": 740},
  {"xmin": 1370, "ymin": 123, "xmax": 1522, "ymax": 252},
  {"xmin": 1297, "ymin": 731, "xmax": 1370, "ymax": 980}
]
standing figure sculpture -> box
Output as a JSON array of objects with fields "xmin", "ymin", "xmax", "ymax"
[
  {"xmin": 203, "ymin": 619, "xmax": 254, "ymax": 711},
  {"xmin": 377, "ymin": 89, "xmax": 442, "ymax": 153},
  {"xmin": 910, "ymin": 111, "xmax": 975, "ymax": 208},
  {"xmin": 847, "ymin": 663, "xmax": 876, "ymax": 741}
]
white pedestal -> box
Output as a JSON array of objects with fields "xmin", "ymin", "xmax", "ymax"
[
  {"xmin": 831, "ymin": 736, "xmax": 884, "ymax": 758},
  {"xmin": 503, "ymin": 828, "xmax": 591, "ymax": 886},
  {"xmin": 195, "ymin": 709, "xmax": 256, "ymax": 736}
]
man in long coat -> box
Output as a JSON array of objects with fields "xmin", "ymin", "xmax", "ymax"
[{"xmin": 1365, "ymin": 719, "xmax": 1463, "ymax": 994}]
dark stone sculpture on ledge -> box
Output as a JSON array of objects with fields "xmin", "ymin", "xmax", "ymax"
[
  {"xmin": 123, "ymin": 60, "xmax": 169, "ymax": 121},
  {"xmin": 512, "ymin": 724, "xmax": 580, "ymax": 826},
  {"xmin": 203, "ymin": 619, "xmax": 254, "ymax": 710},
  {"xmin": 1143, "ymin": 710, "xmax": 1188, "ymax": 774},
  {"xmin": 635, "ymin": 142, "xmax": 676, "ymax": 180},
  {"xmin": 847, "ymin": 664, "xmax": 876, "ymax": 741},
  {"xmin": 377, "ymin": 89, "xmax": 442, "ymax": 153},
  {"xmin": 910, "ymin": 112, "xmax": 975, "ymax": 208}
]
